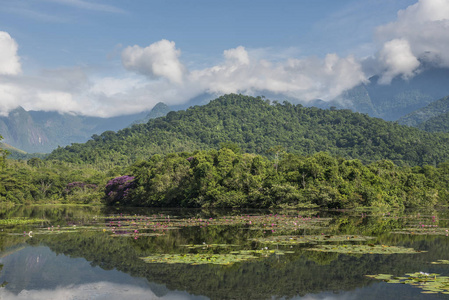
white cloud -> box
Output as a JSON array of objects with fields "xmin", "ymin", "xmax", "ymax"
[
  {"xmin": 189, "ymin": 47, "xmax": 366, "ymax": 101},
  {"xmin": 223, "ymin": 46, "xmax": 250, "ymax": 65},
  {"xmin": 377, "ymin": 39, "xmax": 420, "ymax": 84},
  {"xmin": 0, "ymin": 36, "xmax": 368, "ymax": 118},
  {"xmin": 122, "ymin": 40, "xmax": 186, "ymax": 84},
  {"xmin": 3, "ymin": 0, "xmax": 449, "ymax": 119},
  {"xmin": 0, "ymin": 32, "xmax": 21, "ymax": 75},
  {"xmin": 375, "ymin": 0, "xmax": 449, "ymax": 81},
  {"xmin": 0, "ymin": 82, "xmax": 24, "ymax": 116},
  {"xmin": 43, "ymin": 0, "xmax": 125, "ymax": 13}
]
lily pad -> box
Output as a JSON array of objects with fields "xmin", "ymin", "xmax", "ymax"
[
  {"xmin": 367, "ymin": 272, "xmax": 449, "ymax": 294},
  {"xmin": 141, "ymin": 253, "xmax": 258, "ymax": 265},
  {"xmin": 230, "ymin": 249, "xmax": 295, "ymax": 255},
  {"xmin": 306, "ymin": 244, "xmax": 425, "ymax": 255},
  {"xmin": 392, "ymin": 227, "xmax": 449, "ymax": 236},
  {"xmin": 0, "ymin": 218, "xmax": 47, "ymax": 225},
  {"xmin": 431, "ymin": 260, "xmax": 449, "ymax": 264},
  {"xmin": 181, "ymin": 243, "xmax": 238, "ymax": 249},
  {"xmin": 250, "ymin": 235, "xmax": 375, "ymax": 245}
]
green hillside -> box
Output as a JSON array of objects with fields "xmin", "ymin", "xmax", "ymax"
[
  {"xmin": 397, "ymin": 95, "xmax": 449, "ymax": 127},
  {"xmin": 417, "ymin": 111, "xmax": 449, "ymax": 132},
  {"xmin": 47, "ymin": 94, "xmax": 449, "ymax": 167}
]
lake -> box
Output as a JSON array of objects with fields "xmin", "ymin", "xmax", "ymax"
[{"xmin": 1, "ymin": 205, "xmax": 449, "ymax": 299}]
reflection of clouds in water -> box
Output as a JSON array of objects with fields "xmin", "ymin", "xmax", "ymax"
[
  {"xmin": 293, "ymin": 291, "xmax": 359, "ymax": 300},
  {"xmin": 0, "ymin": 282, "xmax": 209, "ymax": 300}
]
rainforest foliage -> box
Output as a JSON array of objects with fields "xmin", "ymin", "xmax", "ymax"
[
  {"xmin": 0, "ymin": 156, "xmax": 112, "ymax": 204},
  {"xmin": 104, "ymin": 148, "xmax": 449, "ymax": 209},
  {"xmin": 4, "ymin": 94, "xmax": 449, "ymax": 208},
  {"xmin": 47, "ymin": 94, "xmax": 449, "ymax": 168}
]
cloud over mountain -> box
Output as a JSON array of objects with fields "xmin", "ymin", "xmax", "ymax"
[
  {"xmin": 375, "ymin": 0, "xmax": 449, "ymax": 82},
  {"xmin": 0, "ymin": 31, "xmax": 21, "ymax": 75},
  {"xmin": 122, "ymin": 40, "xmax": 186, "ymax": 84},
  {"xmin": 1, "ymin": 0, "xmax": 449, "ymax": 117}
]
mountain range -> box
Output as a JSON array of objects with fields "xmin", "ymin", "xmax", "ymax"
[
  {"xmin": 1, "ymin": 67, "xmax": 449, "ymax": 155},
  {"xmin": 47, "ymin": 94, "xmax": 449, "ymax": 168},
  {"xmin": 0, "ymin": 103, "xmax": 171, "ymax": 154}
]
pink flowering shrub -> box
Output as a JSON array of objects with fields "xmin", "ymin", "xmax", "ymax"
[{"xmin": 104, "ymin": 175, "xmax": 135, "ymax": 205}]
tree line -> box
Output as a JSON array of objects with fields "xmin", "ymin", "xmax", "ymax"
[{"xmin": 104, "ymin": 147, "xmax": 449, "ymax": 209}]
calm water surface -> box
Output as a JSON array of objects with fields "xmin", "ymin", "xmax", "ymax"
[{"xmin": 1, "ymin": 205, "xmax": 449, "ymax": 300}]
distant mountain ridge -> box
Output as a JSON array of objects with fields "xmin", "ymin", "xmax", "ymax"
[
  {"xmin": 132, "ymin": 102, "xmax": 172, "ymax": 125},
  {"xmin": 2, "ymin": 67, "xmax": 449, "ymax": 154},
  {"xmin": 397, "ymin": 95, "xmax": 449, "ymax": 127},
  {"xmin": 337, "ymin": 67, "xmax": 449, "ymax": 120},
  {"xmin": 0, "ymin": 107, "xmax": 154, "ymax": 153}
]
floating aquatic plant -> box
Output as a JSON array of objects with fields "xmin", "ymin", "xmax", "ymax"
[
  {"xmin": 306, "ymin": 244, "xmax": 425, "ymax": 255},
  {"xmin": 141, "ymin": 253, "xmax": 258, "ymax": 265},
  {"xmin": 431, "ymin": 260, "xmax": 449, "ymax": 265},
  {"xmin": 366, "ymin": 272, "xmax": 449, "ymax": 294},
  {"xmin": 250, "ymin": 235, "xmax": 375, "ymax": 245},
  {"xmin": 392, "ymin": 227, "xmax": 449, "ymax": 236},
  {"xmin": 181, "ymin": 243, "xmax": 238, "ymax": 249},
  {"xmin": 0, "ymin": 218, "xmax": 47, "ymax": 225},
  {"xmin": 230, "ymin": 249, "xmax": 295, "ymax": 256}
]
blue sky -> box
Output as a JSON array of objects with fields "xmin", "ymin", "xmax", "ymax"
[{"xmin": 0, "ymin": 0, "xmax": 447, "ymax": 117}]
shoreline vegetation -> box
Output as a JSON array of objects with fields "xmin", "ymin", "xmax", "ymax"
[
  {"xmin": 2, "ymin": 145, "xmax": 449, "ymax": 209},
  {"xmin": 2, "ymin": 94, "xmax": 449, "ymax": 209}
]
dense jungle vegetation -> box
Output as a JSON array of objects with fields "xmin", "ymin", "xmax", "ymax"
[
  {"xmin": 0, "ymin": 136, "xmax": 112, "ymax": 204},
  {"xmin": 3, "ymin": 94, "xmax": 449, "ymax": 209},
  {"xmin": 104, "ymin": 148, "xmax": 449, "ymax": 209},
  {"xmin": 48, "ymin": 94, "xmax": 449, "ymax": 168}
]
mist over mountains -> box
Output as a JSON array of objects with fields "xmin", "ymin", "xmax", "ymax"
[
  {"xmin": 0, "ymin": 107, "xmax": 148, "ymax": 153},
  {"xmin": 2, "ymin": 66, "xmax": 449, "ymax": 154}
]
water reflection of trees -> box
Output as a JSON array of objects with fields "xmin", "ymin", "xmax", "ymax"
[{"xmin": 2, "ymin": 206, "xmax": 449, "ymax": 299}]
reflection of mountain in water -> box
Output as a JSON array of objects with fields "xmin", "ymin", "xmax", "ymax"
[
  {"xmin": 1, "ymin": 206, "xmax": 449, "ymax": 299},
  {"xmin": 0, "ymin": 246, "xmax": 206, "ymax": 299},
  {"xmin": 29, "ymin": 224, "xmax": 449, "ymax": 299}
]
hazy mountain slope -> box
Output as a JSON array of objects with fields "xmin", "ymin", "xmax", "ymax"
[
  {"xmin": 47, "ymin": 94, "xmax": 449, "ymax": 167},
  {"xmin": 132, "ymin": 102, "xmax": 171, "ymax": 125},
  {"xmin": 340, "ymin": 67, "xmax": 449, "ymax": 120},
  {"xmin": 0, "ymin": 142, "xmax": 46, "ymax": 160},
  {"xmin": 397, "ymin": 95, "xmax": 449, "ymax": 127},
  {"xmin": 417, "ymin": 111, "xmax": 449, "ymax": 133},
  {"xmin": 0, "ymin": 107, "xmax": 148, "ymax": 153}
]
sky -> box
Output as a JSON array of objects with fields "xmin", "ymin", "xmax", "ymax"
[{"xmin": 1, "ymin": 0, "xmax": 449, "ymax": 117}]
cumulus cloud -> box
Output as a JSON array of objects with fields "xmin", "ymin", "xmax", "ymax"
[
  {"xmin": 190, "ymin": 47, "xmax": 366, "ymax": 101},
  {"xmin": 377, "ymin": 39, "xmax": 420, "ymax": 84},
  {"xmin": 122, "ymin": 40, "xmax": 186, "ymax": 84},
  {"xmin": 0, "ymin": 36, "xmax": 367, "ymax": 117},
  {"xmin": 3, "ymin": 0, "xmax": 449, "ymax": 118},
  {"xmin": 375, "ymin": 0, "xmax": 449, "ymax": 82},
  {"xmin": 0, "ymin": 31, "xmax": 21, "ymax": 75}
]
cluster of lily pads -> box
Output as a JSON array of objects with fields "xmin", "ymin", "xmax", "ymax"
[
  {"xmin": 141, "ymin": 253, "xmax": 258, "ymax": 265},
  {"xmin": 392, "ymin": 227, "xmax": 449, "ymax": 236},
  {"xmin": 101, "ymin": 213, "xmax": 331, "ymax": 233},
  {"xmin": 367, "ymin": 272, "xmax": 449, "ymax": 294},
  {"xmin": 0, "ymin": 218, "xmax": 47, "ymax": 225},
  {"xmin": 9, "ymin": 212, "xmax": 435, "ymax": 267},
  {"xmin": 306, "ymin": 244, "xmax": 425, "ymax": 255},
  {"xmin": 250, "ymin": 234, "xmax": 375, "ymax": 245}
]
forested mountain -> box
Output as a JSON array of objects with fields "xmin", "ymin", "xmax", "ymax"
[
  {"xmin": 47, "ymin": 94, "xmax": 449, "ymax": 168},
  {"xmin": 0, "ymin": 106, "xmax": 150, "ymax": 153},
  {"xmin": 132, "ymin": 102, "xmax": 171, "ymax": 125},
  {"xmin": 417, "ymin": 111, "xmax": 449, "ymax": 133},
  {"xmin": 397, "ymin": 95, "xmax": 449, "ymax": 127}
]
